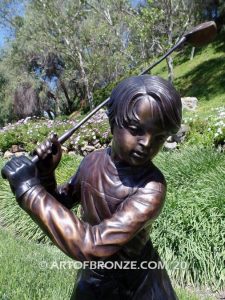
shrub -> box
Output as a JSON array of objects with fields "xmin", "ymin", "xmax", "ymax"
[{"xmin": 183, "ymin": 106, "xmax": 225, "ymax": 149}]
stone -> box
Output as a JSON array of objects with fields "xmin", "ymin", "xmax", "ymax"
[
  {"xmin": 164, "ymin": 141, "xmax": 177, "ymax": 150},
  {"xmin": 92, "ymin": 139, "xmax": 99, "ymax": 146},
  {"xmin": 181, "ymin": 97, "xmax": 198, "ymax": 111},
  {"xmin": 61, "ymin": 146, "xmax": 68, "ymax": 153},
  {"xmin": 68, "ymin": 151, "xmax": 76, "ymax": 156},
  {"xmin": 11, "ymin": 144, "xmax": 24, "ymax": 153},
  {"xmin": 172, "ymin": 124, "xmax": 189, "ymax": 143},
  {"xmin": 166, "ymin": 136, "xmax": 174, "ymax": 142},
  {"xmin": 3, "ymin": 151, "xmax": 14, "ymax": 159},
  {"xmin": 14, "ymin": 151, "xmax": 28, "ymax": 157},
  {"xmin": 85, "ymin": 145, "xmax": 95, "ymax": 152}
]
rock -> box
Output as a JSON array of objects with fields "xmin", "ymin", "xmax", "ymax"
[
  {"xmin": 3, "ymin": 151, "xmax": 28, "ymax": 159},
  {"xmin": 68, "ymin": 151, "xmax": 76, "ymax": 156},
  {"xmin": 11, "ymin": 144, "xmax": 24, "ymax": 153},
  {"xmin": 95, "ymin": 143, "xmax": 101, "ymax": 149},
  {"xmin": 61, "ymin": 146, "xmax": 68, "ymax": 153},
  {"xmin": 166, "ymin": 136, "xmax": 174, "ymax": 142},
  {"xmin": 172, "ymin": 124, "xmax": 189, "ymax": 143},
  {"xmin": 92, "ymin": 139, "xmax": 99, "ymax": 146},
  {"xmin": 164, "ymin": 141, "xmax": 177, "ymax": 150},
  {"xmin": 85, "ymin": 145, "xmax": 95, "ymax": 152},
  {"xmin": 14, "ymin": 151, "xmax": 28, "ymax": 157},
  {"xmin": 181, "ymin": 97, "xmax": 198, "ymax": 111},
  {"xmin": 3, "ymin": 151, "xmax": 14, "ymax": 159}
]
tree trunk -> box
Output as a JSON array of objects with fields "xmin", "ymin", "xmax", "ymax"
[
  {"xmin": 76, "ymin": 48, "xmax": 93, "ymax": 110},
  {"xmin": 190, "ymin": 47, "xmax": 195, "ymax": 60},
  {"xmin": 166, "ymin": 18, "xmax": 174, "ymax": 83},
  {"xmin": 59, "ymin": 79, "xmax": 73, "ymax": 114},
  {"xmin": 166, "ymin": 56, "xmax": 174, "ymax": 83}
]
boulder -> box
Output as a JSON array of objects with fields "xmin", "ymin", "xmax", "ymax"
[
  {"xmin": 11, "ymin": 144, "xmax": 24, "ymax": 153},
  {"xmin": 164, "ymin": 141, "xmax": 177, "ymax": 150},
  {"xmin": 3, "ymin": 151, "xmax": 14, "ymax": 159},
  {"xmin": 181, "ymin": 97, "xmax": 198, "ymax": 111},
  {"xmin": 172, "ymin": 124, "xmax": 189, "ymax": 143}
]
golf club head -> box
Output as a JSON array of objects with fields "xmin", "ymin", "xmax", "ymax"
[{"xmin": 184, "ymin": 21, "xmax": 217, "ymax": 47}]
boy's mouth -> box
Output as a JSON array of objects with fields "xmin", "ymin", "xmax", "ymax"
[{"xmin": 131, "ymin": 150, "xmax": 148, "ymax": 159}]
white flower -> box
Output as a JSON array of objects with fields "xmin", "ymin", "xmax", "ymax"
[{"xmin": 217, "ymin": 128, "xmax": 222, "ymax": 134}]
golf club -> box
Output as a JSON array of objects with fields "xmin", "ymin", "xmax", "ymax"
[{"xmin": 31, "ymin": 21, "xmax": 217, "ymax": 163}]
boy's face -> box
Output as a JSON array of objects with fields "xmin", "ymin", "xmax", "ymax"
[{"xmin": 111, "ymin": 98, "xmax": 168, "ymax": 166}]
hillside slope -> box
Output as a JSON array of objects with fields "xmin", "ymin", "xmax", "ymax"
[{"xmin": 151, "ymin": 31, "xmax": 225, "ymax": 116}]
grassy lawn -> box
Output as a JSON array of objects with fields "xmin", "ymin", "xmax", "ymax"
[
  {"xmin": 0, "ymin": 227, "xmax": 214, "ymax": 300},
  {"xmin": 0, "ymin": 227, "xmax": 76, "ymax": 300},
  {"xmin": 152, "ymin": 31, "xmax": 225, "ymax": 117}
]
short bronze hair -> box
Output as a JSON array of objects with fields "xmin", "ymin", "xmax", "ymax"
[{"xmin": 107, "ymin": 75, "xmax": 182, "ymax": 135}]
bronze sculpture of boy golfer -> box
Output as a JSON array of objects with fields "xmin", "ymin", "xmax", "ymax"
[{"xmin": 2, "ymin": 75, "xmax": 182, "ymax": 299}]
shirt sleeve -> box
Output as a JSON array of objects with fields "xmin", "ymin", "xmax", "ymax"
[
  {"xmin": 39, "ymin": 162, "xmax": 83, "ymax": 209},
  {"xmin": 19, "ymin": 180, "xmax": 166, "ymax": 261}
]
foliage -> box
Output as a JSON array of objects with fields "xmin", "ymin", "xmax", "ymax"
[
  {"xmin": 0, "ymin": 110, "xmax": 112, "ymax": 153},
  {"xmin": 0, "ymin": 228, "xmax": 213, "ymax": 300},
  {"xmin": 183, "ymin": 106, "xmax": 225, "ymax": 148},
  {"xmin": 152, "ymin": 146, "xmax": 225, "ymax": 290},
  {"xmin": 0, "ymin": 117, "xmax": 77, "ymax": 153},
  {"xmin": 0, "ymin": 227, "xmax": 76, "ymax": 299},
  {"xmin": 0, "ymin": 0, "xmax": 136, "ymax": 120},
  {"xmin": 0, "ymin": 0, "xmax": 217, "ymax": 125},
  {"xmin": 128, "ymin": 0, "xmax": 198, "ymax": 82}
]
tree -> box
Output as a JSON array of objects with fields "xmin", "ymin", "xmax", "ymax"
[
  {"xmin": 128, "ymin": 0, "xmax": 198, "ymax": 82},
  {"xmin": 1, "ymin": 0, "xmax": 134, "ymax": 115}
]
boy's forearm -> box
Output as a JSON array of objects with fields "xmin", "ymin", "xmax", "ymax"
[
  {"xmin": 39, "ymin": 173, "xmax": 78, "ymax": 209},
  {"xmin": 19, "ymin": 183, "xmax": 165, "ymax": 261}
]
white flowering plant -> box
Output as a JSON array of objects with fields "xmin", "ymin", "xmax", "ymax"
[
  {"xmin": 183, "ymin": 106, "xmax": 225, "ymax": 149},
  {"xmin": 0, "ymin": 109, "xmax": 112, "ymax": 154}
]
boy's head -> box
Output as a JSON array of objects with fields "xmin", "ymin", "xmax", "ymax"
[
  {"xmin": 107, "ymin": 75, "xmax": 182, "ymax": 135},
  {"xmin": 107, "ymin": 75, "xmax": 182, "ymax": 166}
]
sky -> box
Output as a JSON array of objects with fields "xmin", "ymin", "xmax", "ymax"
[
  {"xmin": 0, "ymin": 26, "xmax": 11, "ymax": 48},
  {"xmin": 0, "ymin": 1, "xmax": 25, "ymax": 48}
]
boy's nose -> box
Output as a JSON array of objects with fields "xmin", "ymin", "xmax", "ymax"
[{"xmin": 139, "ymin": 134, "xmax": 152, "ymax": 148}]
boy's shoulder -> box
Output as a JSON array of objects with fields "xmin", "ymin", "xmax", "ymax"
[
  {"xmin": 79, "ymin": 148, "xmax": 107, "ymax": 168},
  {"xmin": 83, "ymin": 148, "xmax": 106, "ymax": 161},
  {"xmin": 143, "ymin": 163, "xmax": 166, "ymax": 192}
]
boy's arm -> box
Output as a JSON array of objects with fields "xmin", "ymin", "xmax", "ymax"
[
  {"xmin": 39, "ymin": 171, "xmax": 81, "ymax": 209},
  {"xmin": 2, "ymin": 156, "xmax": 166, "ymax": 261}
]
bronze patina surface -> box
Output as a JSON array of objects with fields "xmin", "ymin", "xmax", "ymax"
[{"xmin": 2, "ymin": 75, "xmax": 182, "ymax": 299}]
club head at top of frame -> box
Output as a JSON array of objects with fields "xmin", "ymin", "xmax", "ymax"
[{"xmin": 184, "ymin": 21, "xmax": 217, "ymax": 47}]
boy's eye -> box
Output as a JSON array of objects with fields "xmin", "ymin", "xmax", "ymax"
[
  {"xmin": 128, "ymin": 125, "xmax": 143, "ymax": 135},
  {"xmin": 129, "ymin": 125, "xmax": 138, "ymax": 131}
]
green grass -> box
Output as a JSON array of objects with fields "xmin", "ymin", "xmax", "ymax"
[
  {"xmin": 0, "ymin": 227, "xmax": 214, "ymax": 300},
  {"xmin": 152, "ymin": 146, "xmax": 225, "ymax": 290},
  {"xmin": 0, "ymin": 227, "xmax": 76, "ymax": 300},
  {"xmin": 151, "ymin": 31, "xmax": 225, "ymax": 117}
]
